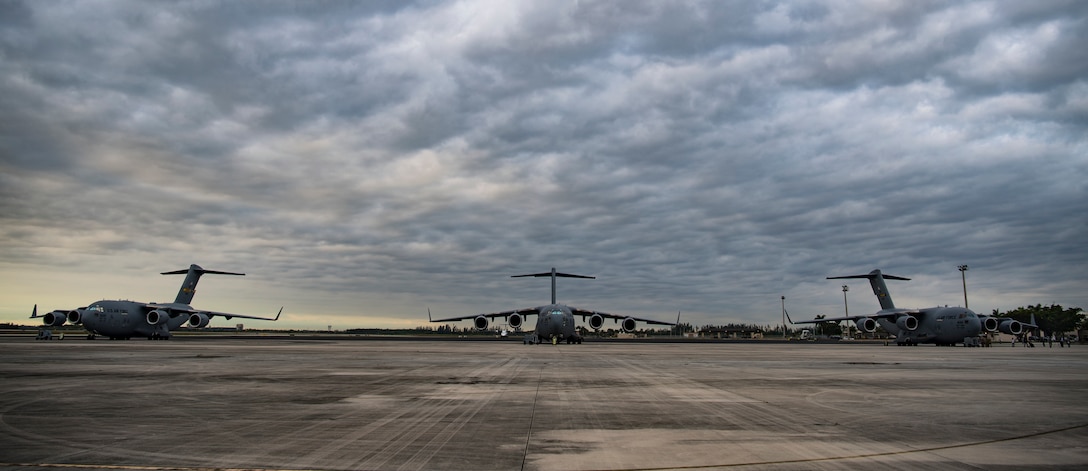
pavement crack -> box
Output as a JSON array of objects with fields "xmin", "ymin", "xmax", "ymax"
[{"xmin": 520, "ymin": 369, "xmax": 544, "ymax": 471}]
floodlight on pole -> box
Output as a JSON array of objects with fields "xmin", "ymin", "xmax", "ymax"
[
  {"xmin": 958, "ymin": 265, "xmax": 969, "ymax": 309},
  {"xmin": 842, "ymin": 284, "xmax": 850, "ymax": 338},
  {"xmin": 781, "ymin": 295, "xmax": 786, "ymax": 339},
  {"xmin": 842, "ymin": 285, "xmax": 849, "ymax": 316}
]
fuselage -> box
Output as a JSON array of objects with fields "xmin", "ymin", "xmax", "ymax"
[
  {"xmin": 533, "ymin": 304, "xmax": 579, "ymax": 342},
  {"xmin": 877, "ymin": 306, "xmax": 982, "ymax": 345},
  {"xmin": 81, "ymin": 300, "xmax": 190, "ymax": 339}
]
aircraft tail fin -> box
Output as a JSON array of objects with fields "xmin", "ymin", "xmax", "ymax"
[
  {"xmin": 512, "ymin": 267, "xmax": 595, "ymax": 304},
  {"xmin": 162, "ymin": 264, "xmax": 244, "ymax": 305},
  {"xmin": 827, "ymin": 269, "xmax": 909, "ymax": 310}
]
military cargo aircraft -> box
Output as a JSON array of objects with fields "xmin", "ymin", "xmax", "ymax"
[
  {"xmin": 790, "ymin": 269, "xmax": 1028, "ymax": 346},
  {"xmin": 31, "ymin": 264, "xmax": 281, "ymax": 340},
  {"xmin": 429, "ymin": 267, "xmax": 675, "ymax": 344}
]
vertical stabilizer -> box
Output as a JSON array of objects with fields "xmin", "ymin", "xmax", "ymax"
[
  {"xmin": 161, "ymin": 264, "xmax": 245, "ymax": 305},
  {"xmin": 827, "ymin": 269, "xmax": 910, "ymax": 310},
  {"xmin": 512, "ymin": 267, "xmax": 595, "ymax": 304}
]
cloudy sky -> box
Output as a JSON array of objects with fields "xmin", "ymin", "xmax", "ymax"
[{"xmin": 2, "ymin": 0, "xmax": 1086, "ymax": 331}]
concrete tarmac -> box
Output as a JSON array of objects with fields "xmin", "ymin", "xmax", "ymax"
[{"xmin": 1, "ymin": 338, "xmax": 1086, "ymax": 470}]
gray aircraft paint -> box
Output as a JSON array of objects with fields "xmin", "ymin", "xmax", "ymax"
[
  {"xmin": 31, "ymin": 264, "xmax": 281, "ymax": 340},
  {"xmin": 791, "ymin": 269, "xmax": 1028, "ymax": 346},
  {"xmin": 429, "ymin": 267, "xmax": 675, "ymax": 344}
]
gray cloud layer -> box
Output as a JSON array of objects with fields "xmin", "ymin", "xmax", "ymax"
[{"xmin": 2, "ymin": 1, "xmax": 1086, "ymax": 328}]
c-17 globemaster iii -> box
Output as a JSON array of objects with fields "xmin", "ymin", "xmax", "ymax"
[
  {"xmin": 31, "ymin": 264, "xmax": 281, "ymax": 340},
  {"xmin": 790, "ymin": 269, "xmax": 1030, "ymax": 346},
  {"xmin": 429, "ymin": 267, "xmax": 675, "ymax": 344}
]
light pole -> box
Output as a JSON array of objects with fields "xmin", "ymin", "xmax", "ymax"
[
  {"xmin": 958, "ymin": 265, "xmax": 969, "ymax": 309},
  {"xmin": 781, "ymin": 295, "xmax": 786, "ymax": 339},
  {"xmin": 842, "ymin": 285, "xmax": 849, "ymax": 338},
  {"xmin": 842, "ymin": 285, "xmax": 849, "ymax": 316}
]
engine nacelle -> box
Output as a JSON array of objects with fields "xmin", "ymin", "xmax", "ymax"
[
  {"xmin": 895, "ymin": 315, "xmax": 919, "ymax": 331},
  {"xmin": 42, "ymin": 310, "xmax": 68, "ymax": 326},
  {"xmin": 998, "ymin": 319, "xmax": 1023, "ymax": 335},
  {"xmin": 855, "ymin": 317, "xmax": 878, "ymax": 333},
  {"xmin": 188, "ymin": 313, "xmax": 211, "ymax": 328},
  {"xmin": 588, "ymin": 313, "xmax": 605, "ymax": 330},
  {"xmin": 66, "ymin": 310, "xmax": 82, "ymax": 325},
  {"xmin": 473, "ymin": 315, "xmax": 489, "ymax": 331},
  {"xmin": 620, "ymin": 317, "xmax": 637, "ymax": 333},
  {"xmin": 508, "ymin": 313, "xmax": 523, "ymax": 330},
  {"xmin": 980, "ymin": 316, "xmax": 999, "ymax": 332},
  {"xmin": 146, "ymin": 309, "xmax": 170, "ymax": 325}
]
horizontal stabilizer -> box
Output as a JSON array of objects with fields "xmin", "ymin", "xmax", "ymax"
[
  {"xmin": 161, "ymin": 265, "xmax": 245, "ymax": 277},
  {"xmin": 827, "ymin": 269, "xmax": 907, "ymax": 310},
  {"xmin": 163, "ymin": 264, "xmax": 246, "ymax": 304},
  {"xmin": 827, "ymin": 272, "xmax": 910, "ymax": 281},
  {"xmin": 512, "ymin": 271, "xmax": 595, "ymax": 279},
  {"xmin": 512, "ymin": 267, "xmax": 595, "ymax": 304}
]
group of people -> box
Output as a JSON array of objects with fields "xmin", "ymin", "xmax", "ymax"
[{"xmin": 1011, "ymin": 334, "xmax": 1073, "ymax": 347}]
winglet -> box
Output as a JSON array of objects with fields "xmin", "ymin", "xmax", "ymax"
[
  {"xmin": 784, "ymin": 307, "xmax": 795, "ymax": 325},
  {"xmin": 275, "ymin": 307, "xmax": 283, "ymax": 321},
  {"xmin": 427, "ymin": 308, "xmax": 432, "ymax": 322},
  {"xmin": 31, "ymin": 304, "xmax": 38, "ymax": 318}
]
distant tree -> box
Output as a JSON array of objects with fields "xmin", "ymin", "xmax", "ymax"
[
  {"xmin": 673, "ymin": 322, "xmax": 695, "ymax": 335},
  {"xmin": 809, "ymin": 315, "xmax": 843, "ymax": 336}
]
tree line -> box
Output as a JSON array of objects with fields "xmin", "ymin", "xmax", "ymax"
[{"xmin": 992, "ymin": 304, "xmax": 1084, "ymax": 337}]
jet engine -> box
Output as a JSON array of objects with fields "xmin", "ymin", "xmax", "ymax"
[
  {"xmin": 998, "ymin": 319, "xmax": 1023, "ymax": 335},
  {"xmin": 66, "ymin": 310, "xmax": 82, "ymax": 325},
  {"xmin": 42, "ymin": 310, "xmax": 68, "ymax": 326},
  {"xmin": 980, "ymin": 316, "xmax": 999, "ymax": 332},
  {"xmin": 855, "ymin": 317, "xmax": 878, "ymax": 333},
  {"xmin": 146, "ymin": 309, "xmax": 170, "ymax": 325},
  {"xmin": 473, "ymin": 315, "xmax": 488, "ymax": 331},
  {"xmin": 895, "ymin": 315, "xmax": 919, "ymax": 331},
  {"xmin": 620, "ymin": 317, "xmax": 637, "ymax": 333},
  {"xmin": 588, "ymin": 313, "xmax": 605, "ymax": 330},
  {"xmin": 508, "ymin": 313, "xmax": 523, "ymax": 330},
  {"xmin": 188, "ymin": 313, "xmax": 211, "ymax": 328}
]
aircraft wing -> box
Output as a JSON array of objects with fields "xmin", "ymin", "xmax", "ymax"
[
  {"xmin": 978, "ymin": 314, "xmax": 1038, "ymax": 330},
  {"xmin": 787, "ymin": 308, "xmax": 919, "ymax": 324},
  {"xmin": 569, "ymin": 307, "xmax": 677, "ymax": 326},
  {"xmin": 427, "ymin": 307, "xmax": 541, "ymax": 324},
  {"xmin": 146, "ymin": 303, "xmax": 283, "ymax": 321}
]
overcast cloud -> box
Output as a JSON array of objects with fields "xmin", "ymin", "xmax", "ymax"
[{"xmin": 2, "ymin": 0, "xmax": 1086, "ymax": 330}]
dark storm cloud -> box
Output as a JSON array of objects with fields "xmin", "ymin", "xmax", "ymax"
[{"xmin": 1, "ymin": 0, "xmax": 1085, "ymax": 328}]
